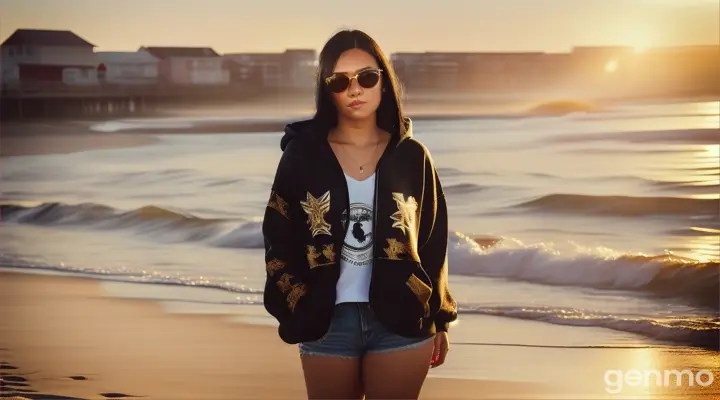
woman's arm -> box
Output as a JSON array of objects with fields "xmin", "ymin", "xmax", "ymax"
[
  {"xmin": 262, "ymin": 144, "xmax": 306, "ymax": 323},
  {"xmin": 417, "ymin": 149, "xmax": 458, "ymax": 332}
]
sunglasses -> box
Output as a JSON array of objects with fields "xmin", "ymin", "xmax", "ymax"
[{"xmin": 325, "ymin": 68, "xmax": 383, "ymax": 93}]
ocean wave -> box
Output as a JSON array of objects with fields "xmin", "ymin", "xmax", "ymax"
[
  {"xmin": 448, "ymin": 232, "xmax": 719, "ymax": 309},
  {"xmin": 0, "ymin": 202, "xmax": 264, "ymax": 249},
  {"xmin": 437, "ymin": 167, "xmax": 499, "ymax": 178},
  {"xmin": 571, "ymin": 148, "xmax": 700, "ymax": 155},
  {"xmin": 0, "ymin": 258, "xmax": 262, "ymax": 296},
  {"xmin": 665, "ymin": 226, "xmax": 720, "ymax": 237},
  {"xmin": 526, "ymin": 100, "xmax": 603, "ymax": 116},
  {"xmin": 551, "ymin": 128, "xmax": 719, "ymax": 145},
  {"xmin": 5, "ymin": 251, "xmax": 714, "ymax": 349},
  {"xmin": 577, "ymin": 112, "xmax": 719, "ymax": 122},
  {"xmin": 444, "ymin": 183, "xmax": 488, "ymax": 195},
  {"xmin": 460, "ymin": 305, "xmax": 720, "ymax": 350},
  {"xmin": 578, "ymin": 175, "xmax": 720, "ymax": 194},
  {"xmin": 511, "ymin": 193, "xmax": 718, "ymax": 217},
  {"xmin": 2, "ymin": 202, "xmax": 718, "ymax": 310}
]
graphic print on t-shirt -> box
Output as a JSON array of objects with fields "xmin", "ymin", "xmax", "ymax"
[{"xmin": 341, "ymin": 202, "xmax": 373, "ymax": 266}]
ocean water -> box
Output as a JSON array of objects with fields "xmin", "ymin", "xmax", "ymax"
[{"xmin": 1, "ymin": 100, "xmax": 718, "ymax": 351}]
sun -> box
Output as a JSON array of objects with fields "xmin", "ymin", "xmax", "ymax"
[{"xmin": 604, "ymin": 59, "xmax": 619, "ymax": 73}]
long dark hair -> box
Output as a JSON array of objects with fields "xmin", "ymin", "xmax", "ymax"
[{"xmin": 313, "ymin": 29, "xmax": 407, "ymax": 138}]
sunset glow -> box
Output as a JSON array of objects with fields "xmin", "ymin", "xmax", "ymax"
[
  {"xmin": 1, "ymin": 0, "xmax": 717, "ymax": 53},
  {"xmin": 604, "ymin": 60, "xmax": 619, "ymax": 73}
]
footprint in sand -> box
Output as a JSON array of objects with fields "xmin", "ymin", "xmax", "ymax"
[
  {"xmin": 1, "ymin": 362, "xmax": 142, "ymax": 400},
  {"xmin": 100, "ymin": 393, "xmax": 140, "ymax": 398}
]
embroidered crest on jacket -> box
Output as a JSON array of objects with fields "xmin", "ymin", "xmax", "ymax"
[
  {"xmin": 406, "ymin": 273, "xmax": 431, "ymax": 317},
  {"xmin": 287, "ymin": 283, "xmax": 307, "ymax": 312},
  {"xmin": 276, "ymin": 273, "xmax": 293, "ymax": 292},
  {"xmin": 267, "ymin": 190, "xmax": 289, "ymax": 219},
  {"xmin": 383, "ymin": 238, "xmax": 408, "ymax": 260},
  {"xmin": 306, "ymin": 245, "xmax": 321, "ymax": 268},
  {"xmin": 322, "ymin": 243, "xmax": 336, "ymax": 264},
  {"xmin": 300, "ymin": 191, "xmax": 332, "ymax": 237},
  {"xmin": 390, "ymin": 192, "xmax": 418, "ymax": 236},
  {"xmin": 266, "ymin": 258, "xmax": 286, "ymax": 277},
  {"xmin": 306, "ymin": 244, "xmax": 336, "ymax": 268}
]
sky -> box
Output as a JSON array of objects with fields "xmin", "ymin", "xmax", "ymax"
[{"xmin": 0, "ymin": 0, "xmax": 718, "ymax": 54}]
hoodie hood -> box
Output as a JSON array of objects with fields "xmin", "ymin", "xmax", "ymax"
[{"xmin": 280, "ymin": 117, "xmax": 414, "ymax": 152}]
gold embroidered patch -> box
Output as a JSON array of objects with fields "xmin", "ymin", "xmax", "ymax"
[
  {"xmin": 406, "ymin": 273, "xmax": 431, "ymax": 317},
  {"xmin": 390, "ymin": 192, "xmax": 418, "ymax": 236},
  {"xmin": 383, "ymin": 238, "xmax": 408, "ymax": 260},
  {"xmin": 286, "ymin": 283, "xmax": 307, "ymax": 312},
  {"xmin": 266, "ymin": 258, "xmax": 286, "ymax": 277},
  {"xmin": 300, "ymin": 191, "xmax": 332, "ymax": 237},
  {"xmin": 322, "ymin": 243, "xmax": 335, "ymax": 264},
  {"xmin": 276, "ymin": 273, "xmax": 293, "ymax": 293},
  {"xmin": 306, "ymin": 245, "xmax": 321, "ymax": 268},
  {"xmin": 267, "ymin": 190, "xmax": 289, "ymax": 219}
]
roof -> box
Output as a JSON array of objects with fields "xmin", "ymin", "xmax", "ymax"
[
  {"xmin": 141, "ymin": 47, "xmax": 220, "ymax": 58},
  {"xmin": 96, "ymin": 50, "xmax": 159, "ymax": 64},
  {"xmin": 1, "ymin": 29, "xmax": 95, "ymax": 47}
]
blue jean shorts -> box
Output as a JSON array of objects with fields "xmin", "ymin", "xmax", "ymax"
[{"xmin": 298, "ymin": 302, "xmax": 434, "ymax": 358}]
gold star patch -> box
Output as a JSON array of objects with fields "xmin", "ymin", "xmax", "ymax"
[
  {"xmin": 383, "ymin": 238, "xmax": 408, "ymax": 260},
  {"xmin": 300, "ymin": 191, "xmax": 332, "ymax": 237},
  {"xmin": 306, "ymin": 245, "xmax": 321, "ymax": 268},
  {"xmin": 322, "ymin": 243, "xmax": 335, "ymax": 264}
]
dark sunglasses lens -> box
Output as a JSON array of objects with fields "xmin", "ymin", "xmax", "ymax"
[
  {"xmin": 357, "ymin": 71, "xmax": 380, "ymax": 88},
  {"xmin": 327, "ymin": 75, "xmax": 350, "ymax": 93}
]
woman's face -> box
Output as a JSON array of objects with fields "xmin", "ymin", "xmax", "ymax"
[{"xmin": 327, "ymin": 48, "xmax": 383, "ymax": 122}]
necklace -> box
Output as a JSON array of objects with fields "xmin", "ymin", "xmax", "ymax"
[{"xmin": 331, "ymin": 133, "xmax": 382, "ymax": 174}]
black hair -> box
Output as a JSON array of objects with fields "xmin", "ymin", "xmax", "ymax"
[{"xmin": 312, "ymin": 29, "xmax": 407, "ymax": 138}]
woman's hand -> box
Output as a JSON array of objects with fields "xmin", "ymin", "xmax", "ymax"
[{"xmin": 430, "ymin": 331, "xmax": 450, "ymax": 368}]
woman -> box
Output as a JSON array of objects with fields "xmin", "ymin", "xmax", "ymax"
[{"xmin": 262, "ymin": 29, "xmax": 457, "ymax": 399}]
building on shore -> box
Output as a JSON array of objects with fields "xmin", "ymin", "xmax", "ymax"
[
  {"xmin": 141, "ymin": 46, "xmax": 229, "ymax": 85},
  {"xmin": 391, "ymin": 51, "xmax": 560, "ymax": 94},
  {"xmin": 391, "ymin": 46, "xmax": 720, "ymax": 99},
  {"xmin": 223, "ymin": 49, "xmax": 316, "ymax": 91},
  {"xmin": 95, "ymin": 50, "xmax": 160, "ymax": 85},
  {"xmin": 1, "ymin": 29, "xmax": 99, "ymax": 86}
]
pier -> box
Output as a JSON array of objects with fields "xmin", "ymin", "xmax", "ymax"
[{"xmin": 0, "ymin": 82, "xmax": 269, "ymax": 120}]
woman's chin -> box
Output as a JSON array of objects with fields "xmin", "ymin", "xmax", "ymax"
[{"xmin": 341, "ymin": 108, "xmax": 377, "ymax": 121}]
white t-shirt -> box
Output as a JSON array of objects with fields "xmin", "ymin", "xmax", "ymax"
[{"xmin": 335, "ymin": 172, "xmax": 375, "ymax": 304}]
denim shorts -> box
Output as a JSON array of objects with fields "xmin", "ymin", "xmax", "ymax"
[{"xmin": 298, "ymin": 302, "xmax": 434, "ymax": 358}]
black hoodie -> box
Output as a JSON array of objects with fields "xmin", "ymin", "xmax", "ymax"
[{"xmin": 262, "ymin": 117, "xmax": 457, "ymax": 344}]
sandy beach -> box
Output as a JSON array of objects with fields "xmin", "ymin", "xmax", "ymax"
[
  {"xmin": 2, "ymin": 270, "xmax": 718, "ymax": 400},
  {"xmin": 0, "ymin": 270, "xmax": 554, "ymax": 400}
]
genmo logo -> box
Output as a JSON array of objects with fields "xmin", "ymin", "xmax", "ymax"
[{"xmin": 604, "ymin": 369, "xmax": 715, "ymax": 394}]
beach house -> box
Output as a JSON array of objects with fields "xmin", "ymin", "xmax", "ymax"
[
  {"xmin": 140, "ymin": 46, "xmax": 229, "ymax": 85},
  {"xmin": 95, "ymin": 50, "xmax": 160, "ymax": 85},
  {"xmin": 0, "ymin": 29, "xmax": 99, "ymax": 85},
  {"xmin": 223, "ymin": 49, "xmax": 316, "ymax": 90}
]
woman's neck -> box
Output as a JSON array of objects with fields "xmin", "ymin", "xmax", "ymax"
[{"xmin": 331, "ymin": 116, "xmax": 380, "ymax": 146}]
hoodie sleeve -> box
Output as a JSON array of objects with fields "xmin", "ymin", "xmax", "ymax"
[
  {"xmin": 417, "ymin": 149, "xmax": 458, "ymax": 332},
  {"xmin": 262, "ymin": 144, "xmax": 306, "ymax": 323}
]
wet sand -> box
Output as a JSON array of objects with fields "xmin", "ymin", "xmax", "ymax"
[{"xmin": 0, "ymin": 270, "xmax": 555, "ymax": 400}]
